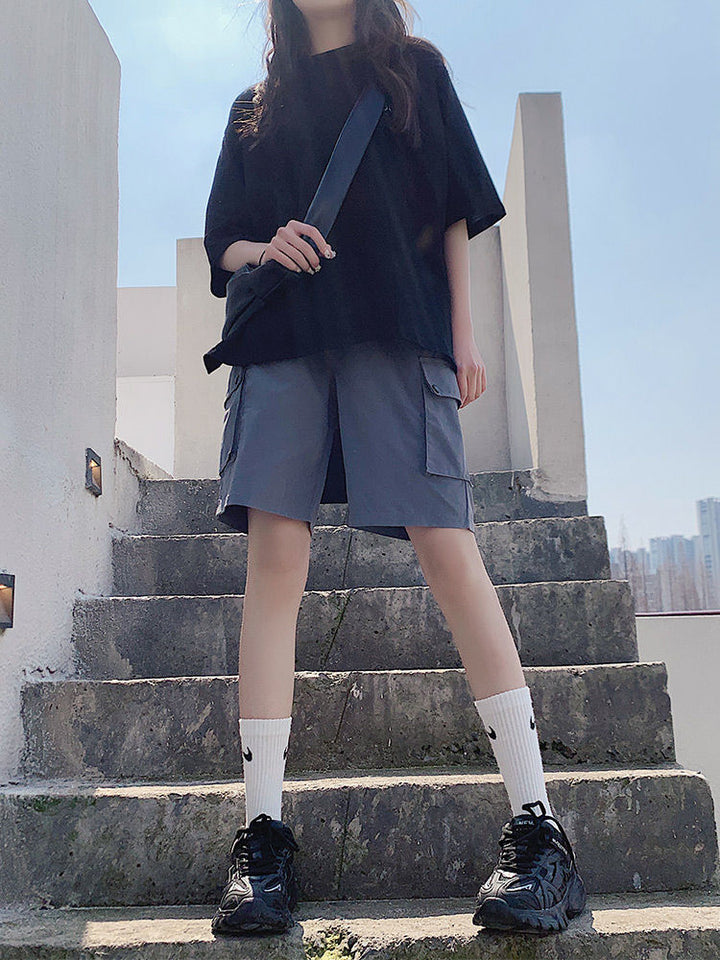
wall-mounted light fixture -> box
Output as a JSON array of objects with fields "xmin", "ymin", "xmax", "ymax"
[
  {"xmin": 0, "ymin": 574, "xmax": 15, "ymax": 629},
  {"xmin": 85, "ymin": 447, "xmax": 102, "ymax": 496}
]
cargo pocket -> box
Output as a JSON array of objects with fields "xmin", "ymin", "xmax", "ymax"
[
  {"xmin": 218, "ymin": 364, "xmax": 246, "ymax": 476},
  {"xmin": 418, "ymin": 355, "xmax": 470, "ymax": 480}
]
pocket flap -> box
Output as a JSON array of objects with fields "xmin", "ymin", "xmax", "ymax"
[
  {"xmin": 223, "ymin": 365, "xmax": 246, "ymax": 408},
  {"xmin": 419, "ymin": 356, "xmax": 461, "ymax": 402}
]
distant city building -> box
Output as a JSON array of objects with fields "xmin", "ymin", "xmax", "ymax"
[
  {"xmin": 697, "ymin": 498, "xmax": 720, "ymax": 607},
  {"xmin": 610, "ymin": 504, "xmax": 720, "ymax": 612},
  {"xmin": 648, "ymin": 535, "xmax": 702, "ymax": 612}
]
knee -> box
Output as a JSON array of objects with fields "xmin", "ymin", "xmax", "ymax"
[
  {"xmin": 409, "ymin": 527, "xmax": 485, "ymax": 589},
  {"xmin": 247, "ymin": 509, "xmax": 312, "ymax": 582}
]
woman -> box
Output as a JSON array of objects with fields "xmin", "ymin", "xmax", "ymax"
[{"xmin": 204, "ymin": 0, "xmax": 587, "ymax": 938}]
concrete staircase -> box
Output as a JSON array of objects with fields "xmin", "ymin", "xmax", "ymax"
[{"xmin": 2, "ymin": 471, "xmax": 719, "ymax": 957}]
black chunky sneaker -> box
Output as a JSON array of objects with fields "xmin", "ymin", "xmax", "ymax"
[
  {"xmin": 211, "ymin": 812, "xmax": 300, "ymax": 936},
  {"xmin": 473, "ymin": 799, "xmax": 587, "ymax": 934}
]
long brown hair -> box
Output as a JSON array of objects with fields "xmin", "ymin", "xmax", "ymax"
[{"xmin": 236, "ymin": 0, "xmax": 448, "ymax": 151}]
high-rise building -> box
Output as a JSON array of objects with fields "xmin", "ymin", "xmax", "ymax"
[
  {"xmin": 696, "ymin": 498, "xmax": 720, "ymax": 607},
  {"xmin": 648, "ymin": 535, "xmax": 701, "ymax": 611}
]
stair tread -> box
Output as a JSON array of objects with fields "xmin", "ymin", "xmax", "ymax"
[
  {"xmin": 116, "ymin": 514, "xmax": 607, "ymax": 538},
  {"xmin": 26, "ymin": 660, "xmax": 667, "ymax": 683},
  {"xmin": 2, "ymin": 763, "xmax": 695, "ymax": 795},
  {"xmin": 82, "ymin": 577, "xmax": 628, "ymax": 600},
  {"xmin": 0, "ymin": 890, "xmax": 718, "ymax": 952}
]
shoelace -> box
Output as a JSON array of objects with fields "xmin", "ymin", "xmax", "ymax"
[
  {"xmin": 497, "ymin": 801, "xmax": 575, "ymax": 874},
  {"xmin": 228, "ymin": 813, "xmax": 299, "ymax": 880}
]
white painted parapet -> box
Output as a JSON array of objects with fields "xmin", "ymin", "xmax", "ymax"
[
  {"xmin": 636, "ymin": 613, "xmax": 720, "ymax": 842},
  {"xmin": 0, "ymin": 0, "xmax": 121, "ymax": 780},
  {"xmin": 499, "ymin": 92, "xmax": 587, "ymax": 502}
]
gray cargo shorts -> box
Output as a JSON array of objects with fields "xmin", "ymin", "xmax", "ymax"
[{"xmin": 215, "ymin": 338, "xmax": 475, "ymax": 541}]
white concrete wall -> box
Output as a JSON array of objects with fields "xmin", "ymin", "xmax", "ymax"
[
  {"xmin": 636, "ymin": 614, "xmax": 720, "ymax": 841},
  {"xmin": 0, "ymin": 0, "xmax": 120, "ymax": 780},
  {"xmin": 116, "ymin": 285, "xmax": 177, "ymax": 473},
  {"xmin": 117, "ymin": 286, "xmax": 177, "ymax": 378},
  {"xmin": 463, "ymin": 226, "xmax": 511, "ymax": 472},
  {"xmin": 116, "ymin": 377, "xmax": 175, "ymax": 475},
  {"xmin": 173, "ymin": 238, "xmax": 228, "ymax": 479}
]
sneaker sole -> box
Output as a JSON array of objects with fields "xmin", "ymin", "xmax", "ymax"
[
  {"xmin": 473, "ymin": 873, "xmax": 587, "ymax": 934},
  {"xmin": 212, "ymin": 901, "xmax": 295, "ymax": 936}
]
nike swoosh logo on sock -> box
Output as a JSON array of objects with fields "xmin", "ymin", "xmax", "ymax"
[
  {"xmin": 242, "ymin": 747, "xmax": 252, "ymax": 761},
  {"xmin": 486, "ymin": 726, "xmax": 497, "ymax": 739}
]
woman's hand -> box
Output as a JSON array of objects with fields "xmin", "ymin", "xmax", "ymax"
[
  {"xmin": 261, "ymin": 220, "xmax": 336, "ymax": 274},
  {"xmin": 453, "ymin": 336, "xmax": 487, "ymax": 408}
]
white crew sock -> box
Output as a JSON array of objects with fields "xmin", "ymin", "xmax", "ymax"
[
  {"xmin": 473, "ymin": 685, "xmax": 554, "ymax": 819},
  {"xmin": 238, "ymin": 716, "xmax": 292, "ymax": 826}
]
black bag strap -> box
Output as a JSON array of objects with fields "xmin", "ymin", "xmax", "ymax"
[{"xmin": 298, "ymin": 82, "xmax": 387, "ymax": 250}]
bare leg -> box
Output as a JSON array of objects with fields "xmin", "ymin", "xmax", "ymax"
[
  {"xmin": 212, "ymin": 507, "xmax": 309, "ymax": 932},
  {"xmin": 405, "ymin": 525, "xmax": 524, "ymax": 699},
  {"xmin": 238, "ymin": 507, "xmax": 312, "ymax": 717},
  {"xmin": 406, "ymin": 523, "xmax": 554, "ymax": 819}
]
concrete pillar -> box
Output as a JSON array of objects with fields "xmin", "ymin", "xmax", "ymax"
[
  {"xmin": 500, "ymin": 93, "xmax": 588, "ymax": 502},
  {"xmin": 0, "ymin": 0, "xmax": 120, "ymax": 778}
]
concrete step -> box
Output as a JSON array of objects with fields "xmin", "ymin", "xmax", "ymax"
[
  {"xmin": 0, "ymin": 768, "xmax": 715, "ymax": 906},
  {"xmin": 20, "ymin": 663, "xmax": 675, "ymax": 782},
  {"xmin": 0, "ymin": 889, "xmax": 720, "ymax": 960},
  {"xmin": 111, "ymin": 516, "xmax": 611, "ymax": 597},
  {"xmin": 1, "ymin": 891, "xmax": 719, "ymax": 959},
  {"xmin": 135, "ymin": 470, "xmax": 589, "ymax": 536},
  {"xmin": 72, "ymin": 580, "xmax": 639, "ymax": 679}
]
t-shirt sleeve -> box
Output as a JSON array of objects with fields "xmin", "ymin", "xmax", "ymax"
[
  {"xmin": 203, "ymin": 91, "xmax": 256, "ymax": 298},
  {"xmin": 434, "ymin": 58, "xmax": 507, "ymax": 240}
]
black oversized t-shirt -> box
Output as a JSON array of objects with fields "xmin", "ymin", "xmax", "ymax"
[{"xmin": 203, "ymin": 39, "xmax": 506, "ymax": 374}]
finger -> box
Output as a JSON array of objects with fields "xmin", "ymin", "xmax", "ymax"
[
  {"xmin": 295, "ymin": 221, "xmax": 335, "ymax": 260},
  {"xmin": 480, "ymin": 366, "xmax": 487, "ymax": 394},
  {"xmin": 457, "ymin": 369, "xmax": 468, "ymax": 408},
  {"xmin": 266, "ymin": 242, "xmax": 303, "ymax": 273},
  {"xmin": 467, "ymin": 371, "xmax": 475, "ymax": 406},
  {"xmin": 292, "ymin": 233, "xmax": 325, "ymax": 271},
  {"xmin": 275, "ymin": 234, "xmax": 314, "ymax": 273},
  {"xmin": 472, "ymin": 367, "xmax": 482, "ymax": 400}
]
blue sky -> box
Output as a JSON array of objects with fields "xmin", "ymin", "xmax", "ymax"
[{"xmin": 89, "ymin": 0, "xmax": 719, "ymax": 549}]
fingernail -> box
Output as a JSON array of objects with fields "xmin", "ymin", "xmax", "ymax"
[
  {"xmin": 324, "ymin": 248, "xmax": 335, "ymax": 258},
  {"xmin": 314, "ymin": 265, "xmax": 322, "ymax": 272}
]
